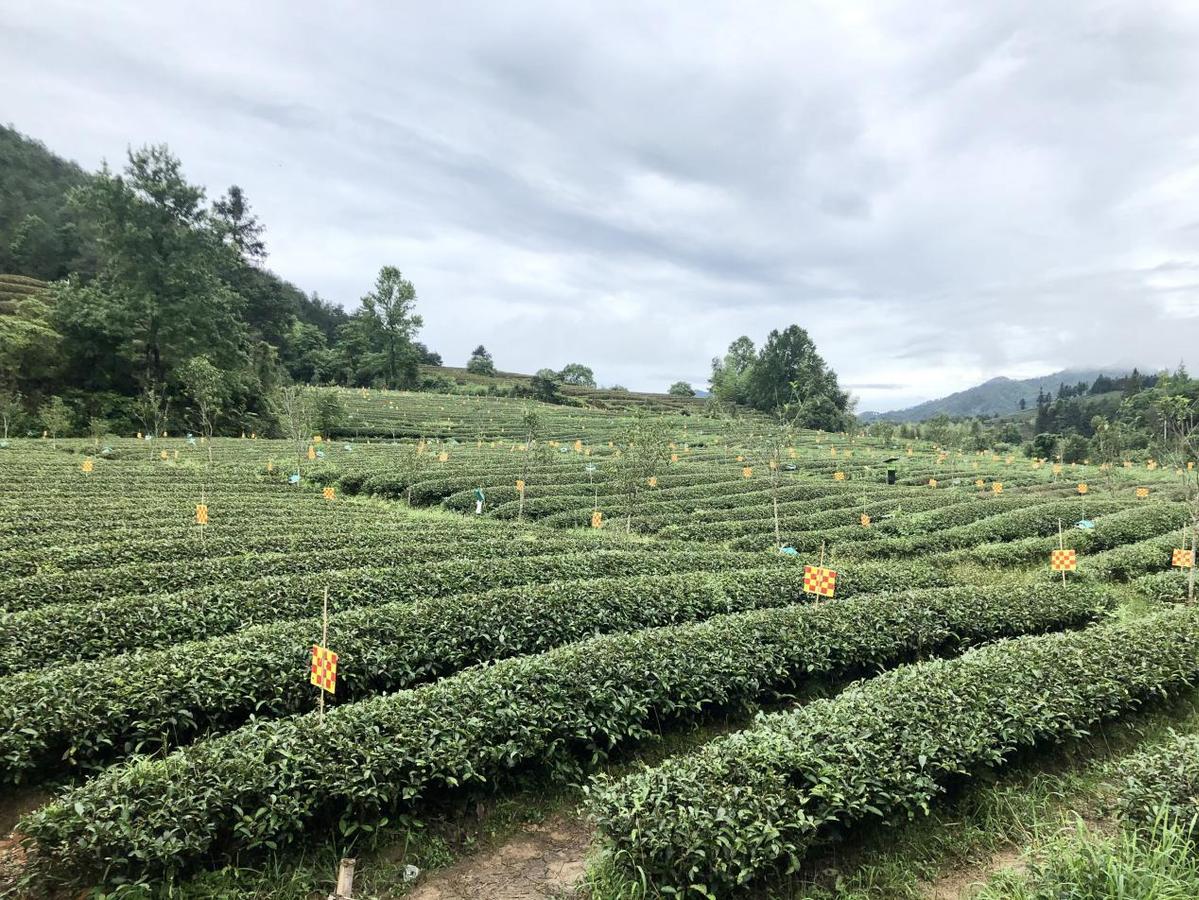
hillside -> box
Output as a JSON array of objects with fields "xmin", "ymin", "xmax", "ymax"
[{"xmin": 861, "ymin": 367, "xmax": 1132, "ymax": 422}]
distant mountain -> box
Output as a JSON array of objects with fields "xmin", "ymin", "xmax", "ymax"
[{"xmin": 859, "ymin": 367, "xmax": 1136, "ymax": 422}]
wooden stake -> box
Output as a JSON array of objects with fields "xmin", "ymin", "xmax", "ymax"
[
  {"xmin": 318, "ymin": 586, "xmax": 329, "ymax": 726},
  {"xmin": 1058, "ymin": 519, "xmax": 1066, "ymax": 587},
  {"xmin": 328, "ymin": 857, "xmax": 356, "ymax": 900},
  {"xmin": 819, "ymin": 541, "xmax": 826, "ymax": 569}
]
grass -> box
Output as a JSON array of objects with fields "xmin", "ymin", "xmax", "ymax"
[{"xmin": 976, "ymin": 814, "xmax": 1199, "ymax": 900}]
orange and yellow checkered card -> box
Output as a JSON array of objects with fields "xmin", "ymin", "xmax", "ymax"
[
  {"xmin": 803, "ymin": 564, "xmax": 837, "ymax": 598},
  {"xmin": 1136, "ymin": 487, "xmax": 1150, "ymax": 499},
  {"xmin": 322, "ymin": 486, "xmax": 335, "ymax": 501},
  {"xmin": 195, "ymin": 503, "xmax": 209, "ymax": 525},
  {"xmin": 742, "ymin": 466, "xmax": 753, "ymax": 478},
  {"xmin": 1050, "ymin": 549, "xmax": 1077, "ymax": 572},
  {"xmin": 311, "ymin": 645, "xmax": 338, "ymax": 694},
  {"xmin": 591, "ymin": 510, "xmax": 603, "ymax": 529},
  {"xmin": 1173, "ymin": 548, "xmax": 1195, "ymax": 568}
]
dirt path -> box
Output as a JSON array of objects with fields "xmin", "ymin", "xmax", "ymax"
[
  {"xmin": 405, "ymin": 814, "xmax": 591, "ymax": 900},
  {"xmin": 922, "ymin": 846, "xmax": 1026, "ymax": 899}
]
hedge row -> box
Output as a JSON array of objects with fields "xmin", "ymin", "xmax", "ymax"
[
  {"xmin": 0, "ymin": 529, "xmax": 607, "ymax": 613},
  {"xmin": 0, "ymin": 559, "xmax": 945, "ymax": 781},
  {"xmin": 587, "ymin": 605, "xmax": 1199, "ymax": 896},
  {"xmin": 20, "ymin": 580, "xmax": 1108, "ymax": 884},
  {"xmin": 1116, "ymin": 732, "xmax": 1199, "ymax": 834},
  {"xmin": 0, "ymin": 548, "xmax": 780, "ymax": 674},
  {"xmin": 954, "ymin": 503, "xmax": 1192, "ymax": 568},
  {"xmin": 835, "ymin": 499, "xmax": 1128, "ymax": 560}
]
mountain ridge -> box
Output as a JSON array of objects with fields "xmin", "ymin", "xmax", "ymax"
[{"xmin": 859, "ymin": 367, "xmax": 1141, "ymax": 422}]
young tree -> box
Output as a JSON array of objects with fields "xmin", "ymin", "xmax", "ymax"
[
  {"xmin": 668, "ymin": 381, "xmax": 695, "ymax": 397},
  {"xmin": 516, "ymin": 406, "xmax": 541, "ymax": 520},
  {"xmin": 87, "ymin": 415, "xmax": 109, "ymax": 445},
  {"xmin": 1156, "ymin": 394, "xmax": 1199, "ymax": 603},
  {"xmin": 0, "ymin": 389, "xmax": 22, "ymax": 441},
  {"xmin": 558, "ymin": 363, "xmax": 596, "ymax": 387},
  {"xmin": 133, "ymin": 383, "xmax": 170, "ymax": 445},
  {"xmin": 466, "ymin": 345, "xmax": 496, "ymax": 376},
  {"xmin": 40, "ymin": 396, "xmax": 73, "ymax": 446},
  {"xmin": 753, "ymin": 421, "xmax": 797, "ymax": 549},
  {"xmin": 613, "ymin": 412, "xmax": 672, "ymax": 533},
  {"xmin": 178, "ymin": 355, "xmax": 226, "ymax": 462},
  {"xmin": 272, "ymin": 384, "xmax": 314, "ymax": 477}
]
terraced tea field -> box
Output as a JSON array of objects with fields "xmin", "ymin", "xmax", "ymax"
[{"xmin": 1, "ymin": 405, "xmax": 1196, "ymax": 898}]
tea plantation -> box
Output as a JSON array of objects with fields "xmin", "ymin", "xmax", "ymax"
[{"xmin": 1, "ymin": 393, "xmax": 1196, "ymax": 898}]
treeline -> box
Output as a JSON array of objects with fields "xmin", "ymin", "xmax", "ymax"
[
  {"xmin": 865, "ymin": 367, "xmax": 1197, "ymax": 463},
  {"xmin": 0, "ymin": 127, "xmax": 446, "ymax": 435}
]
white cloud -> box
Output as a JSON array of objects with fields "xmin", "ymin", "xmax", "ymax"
[{"xmin": 1, "ymin": 0, "xmax": 1197, "ymax": 408}]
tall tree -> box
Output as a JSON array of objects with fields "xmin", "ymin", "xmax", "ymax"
[
  {"xmin": 466, "ymin": 345, "xmax": 496, "ymax": 376},
  {"xmin": 558, "ymin": 363, "xmax": 595, "ymax": 387},
  {"xmin": 709, "ymin": 336, "xmax": 755, "ymax": 404},
  {"xmin": 745, "ymin": 325, "xmax": 851, "ymax": 429},
  {"xmin": 211, "ymin": 185, "xmax": 266, "ymax": 263},
  {"xmin": 57, "ymin": 145, "xmax": 246, "ymax": 390},
  {"xmin": 346, "ymin": 266, "xmax": 422, "ymax": 389}
]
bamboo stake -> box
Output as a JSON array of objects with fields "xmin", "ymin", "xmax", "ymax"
[
  {"xmin": 1058, "ymin": 519, "xmax": 1066, "ymax": 587},
  {"xmin": 318, "ymin": 586, "xmax": 329, "ymax": 725}
]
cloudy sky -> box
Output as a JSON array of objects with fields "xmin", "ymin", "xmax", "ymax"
[{"xmin": 3, "ymin": 0, "xmax": 1197, "ymax": 410}]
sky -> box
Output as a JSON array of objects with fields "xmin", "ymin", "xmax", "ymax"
[{"xmin": 3, "ymin": 0, "xmax": 1197, "ymax": 411}]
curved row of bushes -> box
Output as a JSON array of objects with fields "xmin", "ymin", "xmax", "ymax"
[
  {"xmin": 0, "ymin": 548, "xmax": 780, "ymax": 674},
  {"xmin": 0, "ymin": 560, "xmax": 945, "ymax": 782},
  {"xmin": 20, "ymin": 580, "xmax": 1108, "ymax": 884},
  {"xmin": 587, "ymin": 604, "xmax": 1199, "ymax": 897}
]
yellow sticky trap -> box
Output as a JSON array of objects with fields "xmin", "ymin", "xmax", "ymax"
[
  {"xmin": 160, "ymin": 450, "xmax": 168, "ymax": 460},
  {"xmin": 976, "ymin": 479, "xmax": 984, "ymax": 488},
  {"xmin": 310, "ymin": 645, "xmax": 338, "ymax": 694},
  {"xmin": 860, "ymin": 514, "xmax": 871, "ymax": 527},
  {"xmin": 591, "ymin": 510, "xmax": 603, "ymax": 529},
  {"xmin": 1136, "ymin": 487, "xmax": 1149, "ymax": 499},
  {"xmin": 647, "ymin": 476, "xmax": 657, "ymax": 487},
  {"xmin": 195, "ymin": 504, "xmax": 209, "ymax": 525},
  {"xmin": 323, "ymin": 486, "xmax": 335, "ymax": 501},
  {"xmin": 833, "ymin": 471, "xmax": 845, "ymax": 481},
  {"xmin": 438, "ymin": 451, "xmax": 449, "ymax": 462},
  {"xmin": 1077, "ymin": 483, "xmax": 1088, "ymax": 495},
  {"xmin": 928, "ymin": 478, "xmax": 938, "ymax": 488},
  {"xmin": 307, "ymin": 446, "xmax": 316, "ymax": 461},
  {"xmin": 670, "ymin": 453, "xmax": 679, "ymax": 463},
  {"xmin": 742, "ymin": 466, "xmax": 753, "ymax": 479},
  {"xmin": 515, "ymin": 479, "xmax": 525, "ymax": 493},
  {"xmin": 81, "ymin": 459, "xmax": 94, "ymax": 474}
]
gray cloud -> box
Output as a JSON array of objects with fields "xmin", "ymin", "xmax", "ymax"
[{"xmin": 1, "ymin": 0, "xmax": 1196, "ymax": 409}]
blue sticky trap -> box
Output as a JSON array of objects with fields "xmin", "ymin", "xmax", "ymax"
[
  {"xmin": 187, "ymin": 437, "xmax": 197, "ymax": 446},
  {"xmin": 316, "ymin": 450, "xmax": 326, "ymax": 459},
  {"xmin": 1076, "ymin": 519, "xmax": 1095, "ymax": 530},
  {"xmin": 289, "ymin": 474, "xmax": 301, "ymax": 484},
  {"xmin": 779, "ymin": 546, "xmax": 799, "ymax": 556},
  {"xmin": 343, "ymin": 444, "xmax": 352, "ymax": 452}
]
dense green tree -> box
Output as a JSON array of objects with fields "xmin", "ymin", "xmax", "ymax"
[
  {"xmin": 211, "ymin": 185, "xmax": 266, "ymax": 262},
  {"xmin": 667, "ymin": 381, "xmax": 695, "ymax": 397},
  {"xmin": 56, "ymin": 145, "xmax": 246, "ymax": 391},
  {"xmin": 530, "ymin": 368, "xmax": 562, "ymax": 404},
  {"xmin": 466, "ymin": 345, "xmax": 496, "ymax": 376},
  {"xmin": 709, "ymin": 336, "xmax": 755, "ymax": 404},
  {"xmin": 39, "ymin": 395, "xmax": 73, "ymax": 444},
  {"xmin": 745, "ymin": 325, "xmax": 851, "ymax": 429},
  {"xmin": 558, "ymin": 363, "xmax": 596, "ymax": 387},
  {"xmin": 344, "ymin": 266, "xmax": 423, "ymax": 389}
]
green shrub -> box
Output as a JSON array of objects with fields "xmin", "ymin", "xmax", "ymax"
[
  {"xmin": 20, "ymin": 581, "xmax": 1107, "ymax": 884},
  {"xmin": 587, "ymin": 605, "xmax": 1199, "ymax": 896}
]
